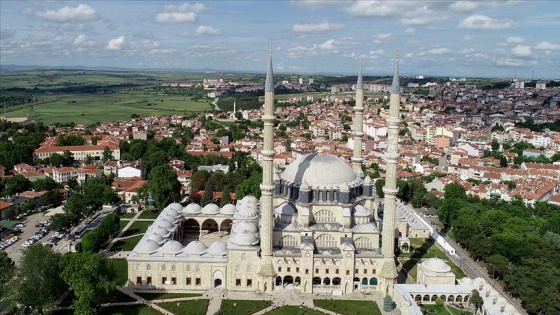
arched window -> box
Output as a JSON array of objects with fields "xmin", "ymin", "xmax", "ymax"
[
  {"xmin": 162, "ymin": 264, "xmax": 166, "ymax": 271},
  {"xmin": 280, "ymin": 235, "xmax": 298, "ymax": 248},
  {"xmin": 241, "ymin": 253, "xmax": 246, "ymax": 261},
  {"xmin": 186, "ymin": 265, "xmax": 191, "ymax": 272},
  {"xmin": 146, "ymin": 264, "xmax": 151, "ymax": 271},
  {"xmin": 196, "ymin": 265, "xmax": 200, "ymax": 272},
  {"xmin": 171, "ymin": 265, "xmax": 176, "ymax": 272},
  {"xmin": 236, "ymin": 264, "xmax": 241, "ymax": 272},
  {"xmin": 354, "ymin": 237, "xmax": 373, "ymax": 249},
  {"xmin": 314, "ymin": 209, "xmax": 335, "ymax": 223},
  {"xmin": 315, "ymin": 234, "xmax": 336, "ymax": 248},
  {"xmin": 247, "ymin": 265, "xmax": 252, "ymax": 273}
]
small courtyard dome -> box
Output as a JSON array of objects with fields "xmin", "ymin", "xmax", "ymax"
[
  {"xmin": 153, "ymin": 225, "xmax": 171, "ymax": 237},
  {"xmin": 235, "ymin": 203, "xmax": 258, "ymax": 219},
  {"xmin": 422, "ymin": 257, "xmax": 451, "ymax": 273},
  {"xmin": 167, "ymin": 203, "xmax": 183, "ymax": 212},
  {"xmin": 207, "ymin": 241, "xmax": 227, "ymax": 255},
  {"xmin": 159, "ymin": 240, "xmax": 183, "ymax": 254},
  {"xmin": 135, "ymin": 240, "xmax": 160, "ymax": 254},
  {"xmin": 183, "ymin": 240, "xmax": 207, "ymax": 255},
  {"xmin": 158, "ymin": 219, "xmax": 175, "ymax": 231},
  {"xmin": 202, "ymin": 203, "xmax": 220, "ymax": 215},
  {"xmin": 232, "ymin": 221, "xmax": 259, "ymax": 234},
  {"xmin": 240, "ymin": 195, "xmax": 259, "ymax": 207},
  {"xmin": 231, "ymin": 231, "xmax": 259, "ymax": 246},
  {"xmin": 147, "ymin": 233, "xmax": 165, "ymax": 245},
  {"xmin": 183, "ymin": 203, "xmax": 202, "ymax": 215},
  {"xmin": 220, "ymin": 204, "xmax": 236, "ymax": 215}
]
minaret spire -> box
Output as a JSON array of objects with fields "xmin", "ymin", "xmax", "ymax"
[
  {"xmin": 257, "ymin": 46, "xmax": 277, "ymax": 291},
  {"xmin": 352, "ymin": 61, "xmax": 364, "ymax": 178},
  {"xmin": 380, "ymin": 50, "xmax": 400, "ymax": 294}
]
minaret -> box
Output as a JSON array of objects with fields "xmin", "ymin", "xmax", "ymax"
[
  {"xmin": 379, "ymin": 51, "xmax": 400, "ymax": 294},
  {"xmin": 352, "ymin": 62, "xmax": 364, "ymax": 178},
  {"xmin": 257, "ymin": 47, "xmax": 276, "ymax": 292}
]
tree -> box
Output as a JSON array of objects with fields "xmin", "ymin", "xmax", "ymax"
[
  {"xmin": 491, "ymin": 139, "xmax": 499, "ymax": 152},
  {"xmin": 383, "ymin": 295, "xmax": 394, "ymax": 311},
  {"xmin": 470, "ymin": 289, "xmax": 484, "ymax": 314},
  {"xmin": 500, "ymin": 156, "xmax": 508, "ymax": 168},
  {"xmin": 435, "ymin": 296, "xmax": 444, "ymax": 306},
  {"xmin": 190, "ymin": 171, "xmax": 209, "ymax": 191},
  {"xmin": 443, "ymin": 182, "xmax": 466, "ymax": 200},
  {"xmin": 99, "ymin": 213, "xmax": 120, "ymax": 237},
  {"xmin": 200, "ymin": 180, "xmax": 215, "ymax": 206},
  {"xmin": 81, "ymin": 229, "xmax": 106, "ymax": 253},
  {"xmin": 4, "ymin": 174, "xmax": 31, "ymax": 196},
  {"xmin": 148, "ymin": 164, "xmax": 181, "ymax": 209},
  {"xmin": 102, "ymin": 146, "xmax": 114, "ymax": 162},
  {"xmin": 0, "ymin": 252, "xmax": 14, "ymax": 300},
  {"xmin": 49, "ymin": 213, "xmax": 72, "ymax": 232},
  {"xmin": 375, "ymin": 179, "xmax": 385, "ymax": 198},
  {"xmin": 49, "ymin": 152, "xmax": 64, "ymax": 166},
  {"xmin": 60, "ymin": 252, "xmax": 116, "ymax": 315},
  {"xmin": 5, "ymin": 244, "xmax": 66, "ymax": 314},
  {"xmin": 62, "ymin": 150, "xmax": 75, "ymax": 166},
  {"xmin": 32, "ymin": 177, "xmax": 58, "ymax": 192}
]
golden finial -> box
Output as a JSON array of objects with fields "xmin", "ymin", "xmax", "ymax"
[
  {"xmin": 395, "ymin": 49, "xmax": 399, "ymax": 60},
  {"xmin": 317, "ymin": 147, "xmax": 323, "ymax": 154}
]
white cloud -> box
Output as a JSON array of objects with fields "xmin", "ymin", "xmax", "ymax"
[
  {"xmin": 458, "ymin": 15, "xmax": 514, "ymax": 30},
  {"xmin": 404, "ymin": 28, "xmax": 415, "ymax": 35},
  {"xmin": 344, "ymin": 1, "xmax": 405, "ymax": 17},
  {"xmin": 449, "ymin": 1, "xmax": 479, "ymax": 12},
  {"xmin": 36, "ymin": 4, "xmax": 98, "ymax": 22},
  {"xmin": 463, "ymin": 35, "xmax": 474, "ymax": 42},
  {"xmin": 495, "ymin": 58, "xmax": 524, "ymax": 67},
  {"xmin": 289, "ymin": 0, "xmax": 348, "ymax": 9},
  {"xmin": 400, "ymin": 6, "xmax": 447, "ymax": 26},
  {"xmin": 318, "ymin": 39, "xmax": 336, "ymax": 50},
  {"xmin": 511, "ymin": 45, "xmax": 531, "ymax": 57},
  {"xmin": 73, "ymin": 34, "xmax": 88, "ymax": 45},
  {"xmin": 405, "ymin": 52, "xmax": 414, "ymax": 58},
  {"xmin": 292, "ymin": 21, "xmax": 344, "ymax": 33},
  {"xmin": 372, "ymin": 33, "xmax": 391, "ymax": 44},
  {"xmin": 106, "ymin": 36, "xmax": 125, "ymax": 50},
  {"xmin": 506, "ymin": 36, "xmax": 524, "ymax": 44},
  {"xmin": 428, "ymin": 48, "xmax": 450, "ymax": 54},
  {"xmin": 194, "ymin": 25, "xmax": 221, "ymax": 35},
  {"xmin": 535, "ymin": 41, "xmax": 560, "ymax": 50},
  {"xmin": 155, "ymin": 3, "xmax": 206, "ymax": 24}
]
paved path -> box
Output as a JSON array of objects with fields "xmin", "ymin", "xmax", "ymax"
[{"xmin": 105, "ymin": 211, "xmax": 143, "ymax": 251}]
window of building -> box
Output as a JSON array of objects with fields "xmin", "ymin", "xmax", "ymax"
[
  {"xmin": 196, "ymin": 265, "xmax": 200, "ymax": 272},
  {"xmin": 373, "ymin": 269, "xmax": 376, "ymax": 274},
  {"xmin": 247, "ymin": 265, "xmax": 252, "ymax": 273},
  {"xmin": 146, "ymin": 264, "xmax": 151, "ymax": 271},
  {"xmin": 305, "ymin": 269, "xmax": 309, "ymax": 275},
  {"xmin": 236, "ymin": 279, "xmax": 241, "ymax": 286},
  {"xmin": 171, "ymin": 265, "xmax": 176, "ymax": 272},
  {"xmin": 247, "ymin": 279, "xmax": 252, "ymax": 287},
  {"xmin": 136, "ymin": 276, "xmax": 142, "ymax": 285},
  {"xmin": 186, "ymin": 277, "xmax": 191, "ymax": 285},
  {"xmin": 296, "ymin": 267, "xmax": 300, "ymax": 273},
  {"xmin": 336, "ymin": 268, "xmax": 339, "ymax": 274},
  {"xmin": 364, "ymin": 269, "xmax": 367, "ymax": 274},
  {"xmin": 287, "ymin": 267, "xmax": 291, "ymax": 273},
  {"xmin": 196, "ymin": 278, "xmax": 201, "ymax": 285},
  {"xmin": 355, "ymin": 269, "xmax": 359, "ymax": 274},
  {"xmin": 346, "ymin": 270, "xmax": 350, "ymax": 276},
  {"xmin": 278, "ymin": 266, "xmax": 282, "ymax": 272},
  {"xmin": 162, "ymin": 277, "xmax": 167, "ymax": 285},
  {"xmin": 162, "ymin": 265, "xmax": 166, "ymax": 271},
  {"xmin": 186, "ymin": 265, "xmax": 191, "ymax": 272},
  {"xmin": 325, "ymin": 269, "xmax": 329, "ymax": 274},
  {"xmin": 147, "ymin": 276, "xmax": 152, "ymax": 285},
  {"xmin": 171, "ymin": 277, "xmax": 176, "ymax": 285},
  {"xmin": 315, "ymin": 268, "xmax": 319, "ymax": 273}
]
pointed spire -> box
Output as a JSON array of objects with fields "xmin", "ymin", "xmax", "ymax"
[
  {"xmin": 265, "ymin": 46, "xmax": 274, "ymax": 92},
  {"xmin": 357, "ymin": 61, "xmax": 363, "ymax": 89},
  {"xmin": 391, "ymin": 50, "xmax": 400, "ymax": 94}
]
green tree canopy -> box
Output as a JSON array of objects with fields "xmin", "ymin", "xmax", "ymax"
[{"xmin": 148, "ymin": 164, "xmax": 181, "ymax": 209}]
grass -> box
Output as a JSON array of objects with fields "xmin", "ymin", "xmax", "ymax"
[
  {"xmin": 103, "ymin": 290, "xmax": 137, "ymax": 303},
  {"xmin": 266, "ymin": 305, "xmax": 326, "ymax": 315},
  {"xmin": 136, "ymin": 292, "xmax": 201, "ymax": 300},
  {"xmin": 118, "ymin": 212, "xmax": 137, "ymax": 219},
  {"xmin": 221, "ymin": 299, "xmax": 271, "ymax": 315},
  {"xmin": 110, "ymin": 258, "xmax": 130, "ymax": 286},
  {"xmin": 313, "ymin": 300, "xmax": 381, "ymax": 315},
  {"xmin": 101, "ymin": 305, "xmax": 162, "ymax": 315},
  {"xmin": 421, "ymin": 304, "xmax": 473, "ymax": 315},
  {"xmin": 138, "ymin": 210, "xmax": 161, "ymax": 220},
  {"xmin": 112, "ymin": 235, "xmax": 144, "ymax": 251},
  {"xmin": 158, "ymin": 299, "xmax": 209, "ymax": 315},
  {"xmin": 121, "ymin": 221, "xmax": 153, "ymax": 237}
]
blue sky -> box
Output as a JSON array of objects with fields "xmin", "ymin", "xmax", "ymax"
[{"xmin": 1, "ymin": 1, "xmax": 559, "ymax": 79}]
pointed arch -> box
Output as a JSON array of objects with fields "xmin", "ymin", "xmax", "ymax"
[
  {"xmin": 355, "ymin": 236, "xmax": 373, "ymax": 249},
  {"xmin": 314, "ymin": 209, "xmax": 335, "ymax": 223},
  {"xmin": 315, "ymin": 234, "xmax": 336, "ymax": 248}
]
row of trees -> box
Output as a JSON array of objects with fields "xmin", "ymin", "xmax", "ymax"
[
  {"xmin": 438, "ymin": 183, "xmax": 560, "ymax": 315},
  {"xmin": 81, "ymin": 213, "xmax": 120, "ymax": 253},
  {"xmin": 0, "ymin": 246, "xmax": 116, "ymax": 315},
  {"xmin": 375, "ymin": 178, "xmax": 439, "ymax": 209},
  {"xmin": 0, "ymin": 121, "xmax": 46, "ymax": 169}
]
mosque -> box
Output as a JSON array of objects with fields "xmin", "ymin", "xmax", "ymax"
[{"xmin": 127, "ymin": 49, "xmax": 405, "ymax": 296}]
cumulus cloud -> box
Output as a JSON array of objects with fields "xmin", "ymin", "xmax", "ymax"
[
  {"xmin": 511, "ymin": 45, "xmax": 531, "ymax": 57},
  {"xmin": 73, "ymin": 34, "xmax": 88, "ymax": 45},
  {"xmin": 400, "ymin": 6, "xmax": 447, "ymax": 25},
  {"xmin": 106, "ymin": 36, "xmax": 125, "ymax": 50},
  {"xmin": 292, "ymin": 21, "xmax": 344, "ymax": 33},
  {"xmin": 404, "ymin": 28, "xmax": 415, "ymax": 35},
  {"xmin": 155, "ymin": 3, "xmax": 206, "ymax": 24},
  {"xmin": 289, "ymin": 0, "xmax": 348, "ymax": 8},
  {"xmin": 459, "ymin": 15, "xmax": 514, "ymax": 29},
  {"xmin": 429, "ymin": 48, "xmax": 451, "ymax": 54},
  {"xmin": 344, "ymin": 1, "xmax": 405, "ymax": 17},
  {"xmin": 449, "ymin": 1, "xmax": 479, "ymax": 12},
  {"xmin": 496, "ymin": 58, "xmax": 524, "ymax": 67},
  {"xmin": 373, "ymin": 33, "xmax": 391, "ymax": 44},
  {"xmin": 464, "ymin": 35, "xmax": 474, "ymax": 42},
  {"xmin": 506, "ymin": 36, "xmax": 524, "ymax": 44},
  {"xmin": 318, "ymin": 39, "xmax": 337, "ymax": 50},
  {"xmin": 535, "ymin": 41, "xmax": 560, "ymax": 50},
  {"xmin": 194, "ymin": 25, "xmax": 221, "ymax": 35},
  {"xmin": 36, "ymin": 4, "xmax": 98, "ymax": 22}
]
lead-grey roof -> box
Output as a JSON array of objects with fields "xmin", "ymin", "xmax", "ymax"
[
  {"xmin": 391, "ymin": 52, "xmax": 400, "ymax": 94},
  {"xmin": 265, "ymin": 48, "xmax": 274, "ymax": 92}
]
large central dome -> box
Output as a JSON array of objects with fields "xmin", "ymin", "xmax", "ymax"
[{"xmin": 281, "ymin": 153, "xmax": 360, "ymax": 189}]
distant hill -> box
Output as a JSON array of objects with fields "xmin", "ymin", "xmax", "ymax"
[{"xmin": 0, "ymin": 64, "xmax": 255, "ymax": 74}]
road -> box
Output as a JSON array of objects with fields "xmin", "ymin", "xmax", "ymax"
[{"xmin": 2, "ymin": 211, "xmax": 56, "ymax": 264}]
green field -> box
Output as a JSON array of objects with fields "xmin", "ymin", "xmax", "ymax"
[
  {"xmin": 2, "ymin": 93, "xmax": 211, "ymax": 125},
  {"xmin": 112, "ymin": 235, "xmax": 144, "ymax": 251},
  {"xmin": 313, "ymin": 299, "xmax": 381, "ymax": 315},
  {"xmin": 266, "ymin": 305, "xmax": 325, "ymax": 315},
  {"xmin": 136, "ymin": 292, "xmax": 201, "ymax": 300},
  {"xmin": 121, "ymin": 221, "xmax": 153, "ymax": 237},
  {"xmin": 221, "ymin": 299, "xmax": 271, "ymax": 315},
  {"xmin": 110, "ymin": 258, "xmax": 129, "ymax": 286},
  {"xmin": 158, "ymin": 299, "xmax": 209, "ymax": 314}
]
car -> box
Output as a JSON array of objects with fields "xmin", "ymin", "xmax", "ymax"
[
  {"xmin": 55, "ymin": 231, "xmax": 66, "ymax": 239},
  {"xmin": 38, "ymin": 220, "xmax": 49, "ymax": 225},
  {"xmin": 15, "ymin": 223, "xmax": 25, "ymax": 228}
]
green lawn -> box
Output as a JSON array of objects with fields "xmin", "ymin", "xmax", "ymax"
[
  {"xmin": 118, "ymin": 212, "xmax": 137, "ymax": 219},
  {"xmin": 117, "ymin": 221, "xmax": 129, "ymax": 235},
  {"xmin": 121, "ymin": 221, "xmax": 153, "ymax": 237},
  {"xmin": 112, "ymin": 235, "xmax": 144, "ymax": 251},
  {"xmin": 421, "ymin": 304, "xmax": 473, "ymax": 315},
  {"xmin": 399, "ymin": 238, "xmax": 466, "ymax": 281},
  {"xmin": 101, "ymin": 305, "xmax": 162, "ymax": 315},
  {"xmin": 158, "ymin": 299, "xmax": 209, "ymax": 315},
  {"xmin": 221, "ymin": 299, "xmax": 271, "ymax": 315},
  {"xmin": 139, "ymin": 210, "xmax": 161, "ymax": 220},
  {"xmin": 136, "ymin": 292, "xmax": 201, "ymax": 300},
  {"xmin": 313, "ymin": 300, "xmax": 381, "ymax": 315},
  {"xmin": 110, "ymin": 258, "xmax": 129, "ymax": 286},
  {"xmin": 266, "ymin": 306, "xmax": 325, "ymax": 315}
]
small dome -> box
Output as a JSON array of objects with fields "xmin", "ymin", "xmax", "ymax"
[
  {"xmin": 158, "ymin": 219, "xmax": 175, "ymax": 230},
  {"xmin": 275, "ymin": 203, "xmax": 296, "ymax": 215},
  {"xmin": 153, "ymin": 225, "xmax": 171, "ymax": 237},
  {"xmin": 168, "ymin": 203, "xmax": 183, "ymax": 212},
  {"xmin": 135, "ymin": 239, "xmax": 160, "ymax": 254},
  {"xmin": 183, "ymin": 203, "xmax": 202, "ymax": 215},
  {"xmin": 460, "ymin": 277, "xmax": 474, "ymax": 285},
  {"xmin": 422, "ymin": 258, "xmax": 451, "ymax": 273},
  {"xmin": 231, "ymin": 231, "xmax": 259, "ymax": 246},
  {"xmin": 235, "ymin": 202, "xmax": 259, "ymax": 219},
  {"xmin": 147, "ymin": 233, "xmax": 165, "ymax": 244},
  {"xmin": 159, "ymin": 240, "xmax": 183, "ymax": 254},
  {"xmin": 207, "ymin": 241, "xmax": 227, "ymax": 255},
  {"xmin": 220, "ymin": 204, "xmax": 236, "ymax": 215},
  {"xmin": 183, "ymin": 240, "xmax": 207, "ymax": 255},
  {"xmin": 232, "ymin": 221, "xmax": 258, "ymax": 234},
  {"xmin": 165, "ymin": 207, "xmax": 182, "ymax": 218},
  {"xmin": 353, "ymin": 204, "xmax": 370, "ymax": 217},
  {"xmin": 202, "ymin": 203, "xmax": 220, "ymax": 215},
  {"xmin": 241, "ymin": 195, "xmax": 259, "ymax": 207}
]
